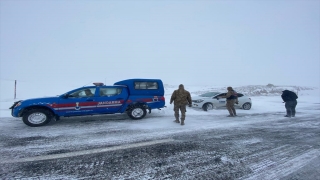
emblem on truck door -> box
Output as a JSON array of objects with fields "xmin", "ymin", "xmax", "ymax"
[{"xmin": 75, "ymin": 102, "xmax": 81, "ymax": 110}]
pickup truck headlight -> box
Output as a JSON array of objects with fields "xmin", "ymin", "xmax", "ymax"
[
  {"xmin": 13, "ymin": 101, "xmax": 22, "ymax": 108},
  {"xmin": 9, "ymin": 100, "xmax": 23, "ymax": 109}
]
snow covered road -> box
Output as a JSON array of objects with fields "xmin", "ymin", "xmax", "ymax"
[
  {"xmin": 1, "ymin": 86, "xmax": 319, "ymax": 179},
  {"xmin": 1, "ymin": 109, "xmax": 320, "ymax": 179}
]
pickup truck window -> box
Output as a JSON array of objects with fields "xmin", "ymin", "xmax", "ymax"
[
  {"xmin": 100, "ymin": 87, "xmax": 122, "ymax": 96},
  {"xmin": 134, "ymin": 82, "xmax": 158, "ymax": 89},
  {"xmin": 70, "ymin": 88, "xmax": 96, "ymax": 98}
]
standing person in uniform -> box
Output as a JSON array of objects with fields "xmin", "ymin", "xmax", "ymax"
[
  {"xmin": 281, "ymin": 90, "xmax": 298, "ymax": 117},
  {"xmin": 170, "ymin": 84, "xmax": 192, "ymax": 125},
  {"xmin": 218, "ymin": 86, "xmax": 237, "ymax": 117}
]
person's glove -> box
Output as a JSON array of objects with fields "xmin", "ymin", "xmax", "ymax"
[
  {"xmin": 188, "ymin": 104, "xmax": 192, "ymax": 107},
  {"xmin": 235, "ymin": 101, "xmax": 239, "ymax": 104}
]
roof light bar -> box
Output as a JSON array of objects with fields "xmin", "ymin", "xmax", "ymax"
[{"xmin": 93, "ymin": 82, "xmax": 104, "ymax": 86}]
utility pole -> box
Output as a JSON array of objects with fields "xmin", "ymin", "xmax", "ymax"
[{"xmin": 14, "ymin": 80, "xmax": 17, "ymax": 99}]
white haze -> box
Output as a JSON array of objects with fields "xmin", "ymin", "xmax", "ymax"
[{"xmin": 0, "ymin": 1, "xmax": 319, "ymax": 87}]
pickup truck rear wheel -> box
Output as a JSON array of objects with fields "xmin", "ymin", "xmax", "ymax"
[
  {"xmin": 22, "ymin": 109, "xmax": 52, "ymax": 127},
  {"xmin": 127, "ymin": 106, "xmax": 147, "ymax": 120}
]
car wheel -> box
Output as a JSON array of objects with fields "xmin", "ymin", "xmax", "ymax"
[
  {"xmin": 202, "ymin": 103, "xmax": 214, "ymax": 111},
  {"xmin": 22, "ymin": 109, "xmax": 53, "ymax": 127},
  {"xmin": 242, "ymin": 103, "xmax": 251, "ymax": 110},
  {"xmin": 127, "ymin": 106, "xmax": 147, "ymax": 120}
]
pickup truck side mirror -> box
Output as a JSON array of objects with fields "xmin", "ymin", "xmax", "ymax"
[{"xmin": 61, "ymin": 94, "xmax": 69, "ymax": 99}]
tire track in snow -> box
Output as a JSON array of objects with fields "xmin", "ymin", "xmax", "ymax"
[
  {"xmin": 240, "ymin": 149, "xmax": 320, "ymax": 180},
  {"xmin": 0, "ymin": 139, "xmax": 174, "ymax": 164}
]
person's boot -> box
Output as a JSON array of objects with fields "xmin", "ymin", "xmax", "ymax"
[
  {"xmin": 174, "ymin": 114, "xmax": 180, "ymax": 123},
  {"xmin": 180, "ymin": 119, "xmax": 185, "ymax": 125},
  {"xmin": 232, "ymin": 109, "xmax": 237, "ymax": 116},
  {"xmin": 285, "ymin": 110, "xmax": 291, "ymax": 118}
]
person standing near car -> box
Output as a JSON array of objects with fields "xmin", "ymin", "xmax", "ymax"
[
  {"xmin": 281, "ymin": 90, "xmax": 298, "ymax": 117},
  {"xmin": 218, "ymin": 86, "xmax": 237, "ymax": 117},
  {"xmin": 170, "ymin": 84, "xmax": 192, "ymax": 125}
]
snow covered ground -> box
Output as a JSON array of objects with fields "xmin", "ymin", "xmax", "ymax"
[
  {"xmin": 0, "ymin": 80, "xmax": 320, "ymax": 179},
  {"xmin": 0, "ymin": 80, "xmax": 319, "ymax": 148},
  {"xmin": 1, "ymin": 80, "xmax": 319, "ymax": 119}
]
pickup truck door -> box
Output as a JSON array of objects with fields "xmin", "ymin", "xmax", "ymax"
[
  {"xmin": 94, "ymin": 87, "xmax": 128, "ymax": 113},
  {"xmin": 57, "ymin": 87, "xmax": 99, "ymax": 116}
]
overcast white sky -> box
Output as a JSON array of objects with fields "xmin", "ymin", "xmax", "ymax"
[{"xmin": 0, "ymin": 0, "xmax": 319, "ymax": 88}]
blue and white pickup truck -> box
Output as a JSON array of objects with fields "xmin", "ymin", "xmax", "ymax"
[{"xmin": 10, "ymin": 79, "xmax": 166, "ymax": 127}]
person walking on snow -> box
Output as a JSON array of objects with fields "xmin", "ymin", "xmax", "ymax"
[
  {"xmin": 170, "ymin": 84, "xmax": 192, "ymax": 125},
  {"xmin": 281, "ymin": 90, "xmax": 298, "ymax": 117}
]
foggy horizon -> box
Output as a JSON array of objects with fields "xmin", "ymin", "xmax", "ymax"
[{"xmin": 1, "ymin": 1, "xmax": 319, "ymax": 88}]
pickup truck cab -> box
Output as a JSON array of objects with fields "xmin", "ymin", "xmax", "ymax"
[{"xmin": 10, "ymin": 79, "xmax": 165, "ymax": 127}]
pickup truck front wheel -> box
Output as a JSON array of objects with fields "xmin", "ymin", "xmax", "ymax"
[
  {"xmin": 127, "ymin": 106, "xmax": 147, "ymax": 120},
  {"xmin": 22, "ymin": 109, "xmax": 52, "ymax": 127}
]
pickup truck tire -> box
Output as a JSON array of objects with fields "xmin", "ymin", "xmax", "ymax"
[
  {"xmin": 22, "ymin": 109, "xmax": 52, "ymax": 127},
  {"xmin": 127, "ymin": 106, "xmax": 147, "ymax": 120}
]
